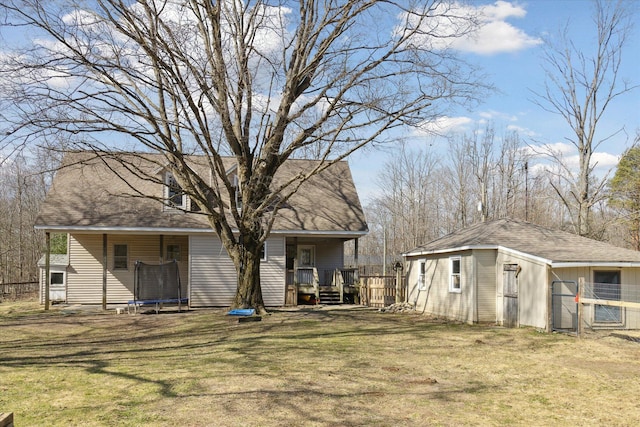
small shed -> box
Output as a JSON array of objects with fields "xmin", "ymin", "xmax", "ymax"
[
  {"xmin": 37, "ymin": 254, "xmax": 69, "ymax": 304},
  {"xmin": 403, "ymin": 219, "xmax": 640, "ymax": 331}
]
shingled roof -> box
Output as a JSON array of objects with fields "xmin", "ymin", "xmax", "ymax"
[
  {"xmin": 35, "ymin": 151, "xmax": 368, "ymax": 236},
  {"xmin": 404, "ymin": 218, "xmax": 640, "ymax": 265}
]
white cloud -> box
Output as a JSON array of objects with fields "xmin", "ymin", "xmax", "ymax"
[
  {"xmin": 524, "ymin": 141, "xmax": 620, "ymax": 174},
  {"xmin": 415, "ymin": 116, "xmax": 474, "ymax": 135},
  {"xmin": 399, "ymin": 1, "xmax": 542, "ymax": 55},
  {"xmin": 479, "ymin": 109, "xmax": 518, "ymax": 121},
  {"xmin": 506, "ymin": 124, "xmax": 537, "ymax": 137},
  {"xmin": 457, "ymin": 1, "xmax": 542, "ymax": 55}
]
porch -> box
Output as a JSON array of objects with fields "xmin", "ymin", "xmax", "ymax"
[{"xmin": 286, "ymin": 267, "xmax": 358, "ymax": 305}]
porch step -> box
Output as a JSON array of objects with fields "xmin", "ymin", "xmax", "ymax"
[{"xmin": 319, "ymin": 290, "xmax": 341, "ymax": 305}]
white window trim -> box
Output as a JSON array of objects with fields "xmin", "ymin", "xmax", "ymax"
[
  {"xmin": 418, "ymin": 259, "xmax": 426, "ymax": 291},
  {"xmin": 449, "ymin": 256, "xmax": 462, "ymax": 293}
]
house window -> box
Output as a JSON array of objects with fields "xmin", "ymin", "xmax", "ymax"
[
  {"xmin": 165, "ymin": 172, "xmax": 186, "ymax": 209},
  {"xmin": 418, "ymin": 260, "xmax": 426, "ymax": 291},
  {"xmin": 114, "ymin": 244, "xmax": 128, "ymax": 270},
  {"xmin": 166, "ymin": 244, "xmax": 181, "ymax": 261},
  {"xmin": 260, "ymin": 242, "xmax": 267, "ymax": 261},
  {"xmin": 449, "ymin": 256, "xmax": 461, "ymax": 293}
]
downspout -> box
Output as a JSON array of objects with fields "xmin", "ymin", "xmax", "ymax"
[
  {"xmin": 102, "ymin": 234, "xmax": 107, "ymax": 310},
  {"xmin": 44, "ymin": 232, "xmax": 50, "ymax": 311}
]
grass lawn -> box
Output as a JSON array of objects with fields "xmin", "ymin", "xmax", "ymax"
[{"xmin": 1, "ymin": 301, "xmax": 640, "ymax": 426}]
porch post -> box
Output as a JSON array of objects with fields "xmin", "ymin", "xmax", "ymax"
[
  {"xmin": 354, "ymin": 238, "xmax": 359, "ymax": 283},
  {"xmin": 102, "ymin": 234, "xmax": 107, "ymax": 310},
  {"xmin": 159, "ymin": 235, "xmax": 164, "ymax": 263},
  {"xmin": 44, "ymin": 232, "xmax": 50, "ymax": 311}
]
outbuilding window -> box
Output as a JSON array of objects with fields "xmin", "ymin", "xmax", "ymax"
[
  {"xmin": 449, "ymin": 256, "xmax": 461, "ymax": 293},
  {"xmin": 418, "ymin": 260, "xmax": 426, "ymax": 291}
]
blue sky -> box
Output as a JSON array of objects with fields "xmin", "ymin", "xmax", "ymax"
[
  {"xmin": 1, "ymin": 1, "xmax": 638, "ymax": 204},
  {"xmin": 350, "ymin": 0, "xmax": 640, "ymax": 203}
]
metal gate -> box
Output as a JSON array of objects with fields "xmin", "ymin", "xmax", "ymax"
[{"xmin": 552, "ymin": 280, "xmax": 578, "ymax": 333}]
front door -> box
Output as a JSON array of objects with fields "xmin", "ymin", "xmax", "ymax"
[{"xmin": 503, "ymin": 264, "xmax": 519, "ymax": 327}]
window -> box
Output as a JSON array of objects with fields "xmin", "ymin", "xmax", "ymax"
[
  {"xmin": 593, "ymin": 270, "xmax": 622, "ymax": 323},
  {"xmin": 166, "ymin": 244, "xmax": 181, "ymax": 261},
  {"xmin": 233, "ymin": 174, "xmax": 243, "ymax": 210},
  {"xmin": 165, "ymin": 172, "xmax": 186, "ymax": 209},
  {"xmin": 449, "ymin": 256, "xmax": 461, "ymax": 293},
  {"xmin": 50, "ymin": 272, "xmax": 64, "ymax": 286},
  {"xmin": 418, "ymin": 260, "xmax": 426, "ymax": 291},
  {"xmin": 114, "ymin": 244, "xmax": 128, "ymax": 270},
  {"xmin": 260, "ymin": 242, "xmax": 267, "ymax": 261}
]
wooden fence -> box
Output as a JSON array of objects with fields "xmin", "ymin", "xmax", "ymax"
[
  {"xmin": 1, "ymin": 281, "xmax": 39, "ymax": 302},
  {"xmin": 359, "ymin": 276, "xmax": 405, "ymax": 308}
]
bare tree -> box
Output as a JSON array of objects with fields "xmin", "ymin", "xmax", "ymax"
[
  {"xmin": 531, "ymin": 0, "xmax": 637, "ymax": 237},
  {"xmin": 0, "ymin": 1, "xmax": 487, "ymax": 311}
]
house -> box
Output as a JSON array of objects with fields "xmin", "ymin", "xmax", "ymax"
[
  {"xmin": 35, "ymin": 151, "xmax": 368, "ymax": 308},
  {"xmin": 403, "ymin": 218, "xmax": 640, "ymax": 331}
]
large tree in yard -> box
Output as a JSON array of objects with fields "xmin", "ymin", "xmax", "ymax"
[
  {"xmin": 0, "ymin": 0, "xmax": 486, "ymax": 312},
  {"xmin": 531, "ymin": 0, "xmax": 636, "ymax": 238}
]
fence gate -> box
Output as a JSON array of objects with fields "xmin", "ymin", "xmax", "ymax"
[{"xmin": 552, "ymin": 280, "xmax": 578, "ymax": 333}]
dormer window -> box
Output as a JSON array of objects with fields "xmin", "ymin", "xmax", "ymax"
[
  {"xmin": 233, "ymin": 174, "xmax": 242, "ymax": 211},
  {"xmin": 165, "ymin": 172, "xmax": 186, "ymax": 210}
]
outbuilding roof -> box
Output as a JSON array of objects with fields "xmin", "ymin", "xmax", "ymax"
[
  {"xmin": 404, "ymin": 218, "xmax": 640, "ymax": 265},
  {"xmin": 35, "ymin": 151, "xmax": 368, "ymax": 237}
]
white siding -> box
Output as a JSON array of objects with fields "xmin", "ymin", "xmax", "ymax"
[
  {"xmin": 189, "ymin": 235, "xmax": 286, "ymax": 307},
  {"xmin": 474, "ymin": 249, "xmax": 497, "ymax": 322},
  {"xmin": 406, "ymin": 251, "xmax": 475, "ymax": 324},
  {"xmin": 67, "ymin": 234, "xmax": 189, "ymax": 305},
  {"xmin": 496, "ymin": 250, "xmax": 549, "ymax": 329},
  {"xmin": 190, "ymin": 235, "xmax": 237, "ymax": 307},
  {"xmin": 260, "ymin": 237, "xmax": 286, "ymax": 306},
  {"xmin": 67, "ymin": 234, "xmax": 106, "ymax": 304}
]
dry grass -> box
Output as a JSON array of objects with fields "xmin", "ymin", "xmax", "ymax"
[{"xmin": 1, "ymin": 301, "xmax": 640, "ymax": 426}]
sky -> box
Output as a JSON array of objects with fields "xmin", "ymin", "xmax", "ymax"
[
  {"xmin": 349, "ymin": 0, "xmax": 640, "ymax": 203},
  {"xmin": 1, "ymin": 1, "xmax": 638, "ymax": 205}
]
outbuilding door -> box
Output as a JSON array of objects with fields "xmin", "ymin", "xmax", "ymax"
[{"xmin": 503, "ymin": 264, "xmax": 519, "ymax": 327}]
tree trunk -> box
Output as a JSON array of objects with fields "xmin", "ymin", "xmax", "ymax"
[{"xmin": 231, "ymin": 232, "xmax": 266, "ymax": 313}]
